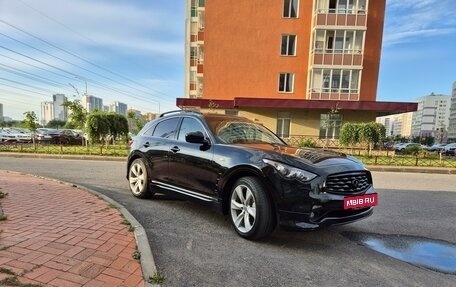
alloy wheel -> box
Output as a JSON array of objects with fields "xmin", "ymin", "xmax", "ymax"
[
  {"xmin": 230, "ymin": 184, "xmax": 257, "ymax": 233},
  {"xmin": 129, "ymin": 161, "xmax": 146, "ymax": 195}
]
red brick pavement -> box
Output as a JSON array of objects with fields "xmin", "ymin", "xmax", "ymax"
[{"xmin": 0, "ymin": 170, "xmax": 145, "ymax": 287}]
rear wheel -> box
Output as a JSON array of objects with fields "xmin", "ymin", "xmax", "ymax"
[
  {"xmin": 128, "ymin": 158, "xmax": 153, "ymax": 198},
  {"xmin": 229, "ymin": 177, "xmax": 275, "ymax": 240}
]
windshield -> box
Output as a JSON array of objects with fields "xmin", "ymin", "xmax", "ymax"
[{"xmin": 212, "ymin": 120, "xmax": 286, "ymax": 145}]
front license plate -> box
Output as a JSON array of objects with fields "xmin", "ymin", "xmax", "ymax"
[{"xmin": 344, "ymin": 193, "xmax": 378, "ymax": 210}]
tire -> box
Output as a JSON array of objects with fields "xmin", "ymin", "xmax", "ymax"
[
  {"xmin": 229, "ymin": 177, "xmax": 275, "ymax": 240},
  {"xmin": 128, "ymin": 158, "xmax": 153, "ymax": 198}
]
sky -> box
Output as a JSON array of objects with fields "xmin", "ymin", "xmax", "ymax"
[{"xmin": 0, "ymin": 0, "xmax": 455, "ymax": 121}]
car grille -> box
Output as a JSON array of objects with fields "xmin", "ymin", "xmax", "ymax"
[{"xmin": 325, "ymin": 171, "xmax": 371, "ymax": 195}]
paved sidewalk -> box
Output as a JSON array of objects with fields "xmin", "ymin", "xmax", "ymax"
[{"xmin": 0, "ymin": 170, "xmax": 146, "ymax": 287}]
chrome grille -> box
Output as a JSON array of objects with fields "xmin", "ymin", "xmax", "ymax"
[{"xmin": 325, "ymin": 172, "xmax": 371, "ymax": 195}]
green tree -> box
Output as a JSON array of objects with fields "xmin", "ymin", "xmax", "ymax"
[
  {"xmin": 373, "ymin": 122, "xmax": 386, "ymax": 149},
  {"xmin": 421, "ymin": 136, "xmax": 434, "ymax": 146},
  {"xmin": 62, "ymin": 100, "xmax": 87, "ymax": 130},
  {"xmin": 127, "ymin": 110, "xmax": 146, "ymax": 135},
  {"xmin": 339, "ymin": 122, "xmax": 361, "ymax": 151},
  {"xmin": 23, "ymin": 111, "xmax": 39, "ymax": 131},
  {"xmin": 358, "ymin": 122, "xmax": 385, "ymax": 156},
  {"xmin": 46, "ymin": 119, "xmax": 67, "ymax": 129},
  {"xmin": 393, "ymin": 134, "xmax": 408, "ymax": 143},
  {"xmin": 105, "ymin": 113, "xmax": 129, "ymax": 143},
  {"xmin": 23, "ymin": 111, "xmax": 39, "ymax": 144},
  {"xmin": 86, "ymin": 111, "xmax": 110, "ymax": 144}
]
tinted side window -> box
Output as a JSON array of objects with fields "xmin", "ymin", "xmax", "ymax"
[
  {"xmin": 177, "ymin": 118, "xmax": 206, "ymax": 142},
  {"xmin": 152, "ymin": 118, "xmax": 180, "ymax": 139}
]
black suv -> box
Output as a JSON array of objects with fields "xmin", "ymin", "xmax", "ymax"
[{"xmin": 127, "ymin": 111, "xmax": 377, "ymax": 239}]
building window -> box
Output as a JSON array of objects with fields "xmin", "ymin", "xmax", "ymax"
[
  {"xmin": 277, "ymin": 112, "xmax": 291, "ymax": 138},
  {"xmin": 318, "ymin": 0, "xmax": 365, "ymax": 14},
  {"xmin": 279, "ymin": 73, "xmax": 294, "ymax": 93},
  {"xmin": 225, "ymin": 110, "xmax": 239, "ymax": 116},
  {"xmin": 312, "ymin": 69, "xmax": 359, "ymax": 93},
  {"xmin": 283, "ymin": 0, "xmax": 299, "ymax": 18},
  {"xmin": 315, "ymin": 30, "xmax": 364, "ymax": 54},
  {"xmin": 190, "ymin": 71, "xmax": 196, "ymax": 85},
  {"xmin": 319, "ymin": 113, "xmax": 343, "ymax": 139},
  {"xmin": 191, "ymin": 0, "xmax": 198, "ymax": 17},
  {"xmin": 281, "ymin": 35, "xmax": 296, "ymax": 56},
  {"xmin": 329, "ymin": 0, "xmax": 355, "ymax": 14}
]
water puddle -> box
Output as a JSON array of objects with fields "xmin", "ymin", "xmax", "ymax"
[{"xmin": 342, "ymin": 232, "xmax": 456, "ymax": 275}]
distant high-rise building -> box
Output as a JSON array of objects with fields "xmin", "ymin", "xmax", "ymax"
[
  {"xmin": 41, "ymin": 102, "xmax": 54, "ymax": 126},
  {"xmin": 0, "ymin": 103, "xmax": 3, "ymax": 121},
  {"xmin": 447, "ymin": 82, "xmax": 456, "ymax": 142},
  {"xmin": 109, "ymin": 101, "xmax": 128, "ymax": 116},
  {"xmin": 145, "ymin": 112, "xmax": 158, "ymax": 121},
  {"xmin": 81, "ymin": 95, "xmax": 103, "ymax": 112},
  {"xmin": 376, "ymin": 112, "xmax": 413, "ymax": 138},
  {"xmin": 53, "ymin": 94, "xmax": 68, "ymax": 121},
  {"xmin": 411, "ymin": 93, "xmax": 451, "ymax": 141}
]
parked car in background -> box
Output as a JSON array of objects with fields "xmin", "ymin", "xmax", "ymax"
[
  {"xmin": 51, "ymin": 129, "xmax": 84, "ymax": 145},
  {"xmin": 0, "ymin": 128, "xmax": 32, "ymax": 143},
  {"xmin": 127, "ymin": 111, "xmax": 377, "ymax": 240},
  {"xmin": 0, "ymin": 128, "xmax": 17, "ymax": 142},
  {"xmin": 393, "ymin": 143, "xmax": 405, "ymax": 150},
  {"xmin": 394, "ymin": 142, "xmax": 421, "ymax": 152},
  {"xmin": 424, "ymin": 144, "xmax": 446, "ymax": 152},
  {"xmin": 444, "ymin": 143, "xmax": 456, "ymax": 156},
  {"xmin": 34, "ymin": 129, "xmax": 59, "ymax": 143}
]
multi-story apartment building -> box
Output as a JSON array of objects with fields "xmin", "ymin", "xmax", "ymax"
[
  {"xmin": 178, "ymin": 0, "xmax": 416, "ymax": 139},
  {"xmin": 40, "ymin": 94, "xmax": 68, "ymax": 125},
  {"xmin": 376, "ymin": 112, "xmax": 413, "ymax": 138},
  {"xmin": 81, "ymin": 95, "xmax": 103, "ymax": 113},
  {"xmin": 411, "ymin": 93, "xmax": 451, "ymax": 142},
  {"xmin": 53, "ymin": 94, "xmax": 68, "ymax": 121},
  {"xmin": 447, "ymin": 82, "xmax": 456, "ymax": 142},
  {"xmin": 40, "ymin": 101, "xmax": 54, "ymax": 126},
  {"xmin": 108, "ymin": 101, "xmax": 128, "ymax": 116}
]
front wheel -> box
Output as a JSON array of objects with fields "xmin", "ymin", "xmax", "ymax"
[
  {"xmin": 128, "ymin": 158, "xmax": 153, "ymax": 198},
  {"xmin": 229, "ymin": 177, "xmax": 275, "ymax": 240}
]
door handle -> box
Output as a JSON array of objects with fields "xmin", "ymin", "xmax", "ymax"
[{"xmin": 170, "ymin": 146, "xmax": 180, "ymax": 153}]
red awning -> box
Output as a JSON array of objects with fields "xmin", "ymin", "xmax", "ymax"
[{"xmin": 176, "ymin": 97, "xmax": 417, "ymax": 114}]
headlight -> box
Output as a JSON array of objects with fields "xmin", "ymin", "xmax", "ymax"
[{"xmin": 263, "ymin": 159, "xmax": 317, "ymax": 182}]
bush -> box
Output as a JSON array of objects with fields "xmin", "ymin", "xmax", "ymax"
[
  {"xmin": 298, "ymin": 138, "xmax": 317, "ymax": 148},
  {"xmin": 404, "ymin": 145, "xmax": 422, "ymax": 156}
]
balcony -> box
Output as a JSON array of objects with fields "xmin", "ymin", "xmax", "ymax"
[
  {"xmin": 314, "ymin": 11, "xmax": 367, "ymax": 27},
  {"xmin": 197, "ymin": 64, "xmax": 204, "ymax": 74},
  {"xmin": 309, "ymin": 90, "xmax": 359, "ymax": 101},
  {"xmin": 312, "ymin": 50, "xmax": 363, "ymax": 66}
]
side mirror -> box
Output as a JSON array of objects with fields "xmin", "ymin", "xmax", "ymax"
[{"xmin": 186, "ymin": 131, "xmax": 209, "ymax": 145}]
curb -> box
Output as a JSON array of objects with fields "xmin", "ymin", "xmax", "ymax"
[
  {"xmin": 366, "ymin": 166, "xmax": 456, "ymax": 174},
  {"xmin": 1, "ymin": 170, "xmax": 159, "ymax": 287},
  {"xmin": 0, "ymin": 152, "xmax": 125, "ymax": 162}
]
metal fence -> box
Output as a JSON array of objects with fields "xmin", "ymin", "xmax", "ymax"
[
  {"xmin": 1, "ymin": 139, "xmax": 455, "ymax": 168},
  {"xmin": 0, "ymin": 142, "xmax": 129, "ymax": 157}
]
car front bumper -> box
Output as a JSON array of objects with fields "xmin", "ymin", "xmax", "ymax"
[{"xmin": 266, "ymin": 170, "xmax": 377, "ymax": 230}]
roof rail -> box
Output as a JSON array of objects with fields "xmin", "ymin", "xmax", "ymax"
[{"xmin": 159, "ymin": 109, "xmax": 202, "ymax": 118}]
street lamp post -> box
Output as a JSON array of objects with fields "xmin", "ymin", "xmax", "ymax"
[{"xmin": 75, "ymin": 76, "xmax": 87, "ymax": 95}]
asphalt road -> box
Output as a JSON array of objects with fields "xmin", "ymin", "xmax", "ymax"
[{"xmin": 0, "ymin": 156, "xmax": 455, "ymax": 286}]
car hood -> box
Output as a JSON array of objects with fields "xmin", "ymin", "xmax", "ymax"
[{"xmin": 234, "ymin": 143, "xmax": 363, "ymax": 169}]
